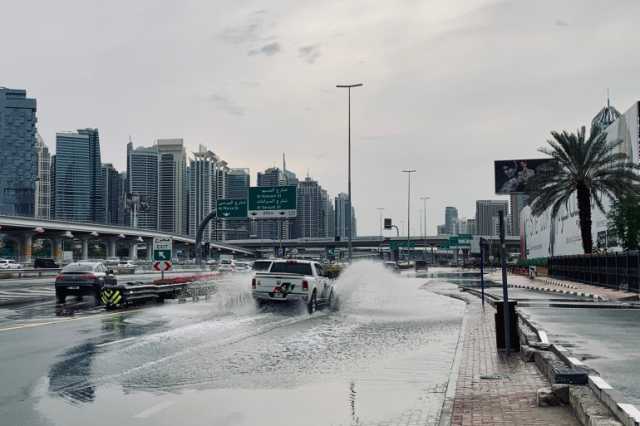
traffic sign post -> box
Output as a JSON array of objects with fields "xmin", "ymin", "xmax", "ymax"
[
  {"xmin": 217, "ymin": 199, "xmax": 248, "ymax": 218},
  {"xmin": 153, "ymin": 237, "xmax": 173, "ymax": 279},
  {"xmin": 248, "ymin": 185, "xmax": 297, "ymax": 218},
  {"xmin": 153, "ymin": 260, "xmax": 172, "ymax": 272}
]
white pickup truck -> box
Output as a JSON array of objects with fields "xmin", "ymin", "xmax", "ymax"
[{"xmin": 251, "ymin": 259, "xmax": 335, "ymax": 314}]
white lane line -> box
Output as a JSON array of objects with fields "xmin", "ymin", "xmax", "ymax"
[
  {"xmin": 96, "ymin": 337, "xmax": 137, "ymax": 348},
  {"xmin": 133, "ymin": 400, "xmax": 176, "ymax": 419},
  {"xmin": 0, "ymin": 308, "xmax": 144, "ymax": 333}
]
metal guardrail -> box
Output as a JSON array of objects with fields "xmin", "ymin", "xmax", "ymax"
[
  {"xmin": 549, "ymin": 252, "xmax": 640, "ymax": 292},
  {"xmin": 0, "ymin": 268, "xmax": 62, "ymax": 278}
]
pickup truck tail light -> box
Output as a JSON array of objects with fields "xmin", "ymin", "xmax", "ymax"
[
  {"xmin": 302, "ymin": 280, "xmax": 309, "ymax": 290},
  {"xmin": 252, "ymin": 278, "xmax": 257, "ymax": 289}
]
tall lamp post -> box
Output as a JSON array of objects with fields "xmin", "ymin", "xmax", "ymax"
[
  {"xmin": 402, "ymin": 169, "xmax": 416, "ymax": 262},
  {"xmin": 376, "ymin": 207, "xmax": 384, "ymax": 238},
  {"xmin": 420, "ymin": 196, "xmax": 430, "ymax": 261},
  {"xmin": 336, "ymin": 83, "xmax": 363, "ymax": 263}
]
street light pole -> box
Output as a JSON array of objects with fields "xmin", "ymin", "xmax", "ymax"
[
  {"xmin": 337, "ymin": 83, "xmax": 363, "ymax": 263},
  {"xmin": 377, "ymin": 207, "xmax": 384, "ymax": 238},
  {"xmin": 402, "ymin": 169, "xmax": 416, "ymax": 262},
  {"xmin": 420, "ymin": 196, "xmax": 430, "ymax": 261}
]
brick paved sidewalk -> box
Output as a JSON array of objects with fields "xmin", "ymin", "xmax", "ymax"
[
  {"xmin": 450, "ymin": 299, "xmax": 578, "ymax": 425},
  {"xmin": 490, "ymin": 272, "xmax": 637, "ymax": 301}
]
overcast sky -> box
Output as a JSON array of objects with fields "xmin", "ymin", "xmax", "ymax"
[{"xmin": 3, "ymin": 0, "xmax": 640, "ymax": 235}]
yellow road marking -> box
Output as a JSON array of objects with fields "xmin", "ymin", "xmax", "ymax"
[{"xmin": 0, "ymin": 308, "xmax": 144, "ymax": 333}]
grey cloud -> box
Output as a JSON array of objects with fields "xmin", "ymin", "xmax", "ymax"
[
  {"xmin": 219, "ymin": 10, "xmax": 271, "ymax": 45},
  {"xmin": 555, "ymin": 19, "xmax": 569, "ymax": 27},
  {"xmin": 298, "ymin": 44, "xmax": 321, "ymax": 64},
  {"xmin": 248, "ymin": 42, "xmax": 281, "ymax": 56},
  {"xmin": 207, "ymin": 93, "xmax": 245, "ymax": 116}
]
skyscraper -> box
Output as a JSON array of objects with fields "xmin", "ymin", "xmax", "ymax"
[
  {"xmin": 215, "ymin": 160, "xmax": 229, "ymax": 240},
  {"xmin": 509, "ymin": 193, "xmax": 529, "ymax": 236},
  {"xmin": 157, "ymin": 139, "xmax": 187, "ymax": 235},
  {"xmin": 127, "ymin": 145, "xmax": 158, "ymax": 229},
  {"xmin": 444, "ymin": 206, "xmax": 458, "ymax": 234},
  {"xmin": 189, "ymin": 147, "xmax": 217, "ymax": 242},
  {"xmin": 34, "ymin": 133, "xmax": 51, "ymax": 219},
  {"xmin": 320, "ymin": 189, "xmax": 335, "ymax": 238},
  {"xmin": 102, "ymin": 164, "xmax": 126, "ymax": 225},
  {"xmin": 225, "ymin": 168, "xmax": 250, "ymax": 240},
  {"xmin": 77, "ymin": 128, "xmax": 104, "ymax": 223},
  {"xmin": 54, "ymin": 132, "xmax": 92, "ymax": 221},
  {"xmin": 296, "ymin": 177, "xmax": 323, "ymax": 238},
  {"xmin": 334, "ymin": 192, "xmax": 356, "ymax": 239},
  {"xmin": 475, "ymin": 200, "xmax": 509, "ymax": 236},
  {"xmin": 0, "ymin": 87, "xmax": 37, "ymax": 216}
]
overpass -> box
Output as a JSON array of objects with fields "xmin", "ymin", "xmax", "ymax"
[
  {"xmin": 0, "ymin": 215, "xmax": 254, "ymax": 262},
  {"xmin": 227, "ymin": 235, "xmax": 520, "ymax": 253}
]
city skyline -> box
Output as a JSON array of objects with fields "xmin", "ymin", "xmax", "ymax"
[{"xmin": 5, "ymin": 1, "xmax": 639, "ymax": 235}]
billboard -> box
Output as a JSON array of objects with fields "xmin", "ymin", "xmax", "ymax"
[
  {"xmin": 248, "ymin": 185, "xmax": 297, "ymax": 219},
  {"xmin": 494, "ymin": 159, "xmax": 553, "ymax": 194}
]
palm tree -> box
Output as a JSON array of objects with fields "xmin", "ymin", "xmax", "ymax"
[{"xmin": 526, "ymin": 126, "xmax": 640, "ymax": 254}]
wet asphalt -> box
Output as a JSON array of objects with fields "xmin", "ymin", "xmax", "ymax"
[{"xmin": 0, "ymin": 262, "xmax": 466, "ymax": 426}]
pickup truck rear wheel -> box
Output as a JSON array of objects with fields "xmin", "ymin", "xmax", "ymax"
[{"xmin": 307, "ymin": 291, "xmax": 317, "ymax": 314}]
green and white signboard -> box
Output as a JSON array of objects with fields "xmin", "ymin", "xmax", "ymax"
[
  {"xmin": 248, "ymin": 185, "xmax": 297, "ymax": 219},
  {"xmin": 217, "ymin": 199, "xmax": 248, "ymax": 218},
  {"xmin": 153, "ymin": 237, "xmax": 172, "ymax": 261}
]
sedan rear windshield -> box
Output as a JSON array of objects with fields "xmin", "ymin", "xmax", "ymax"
[
  {"xmin": 269, "ymin": 262, "xmax": 312, "ymax": 275},
  {"xmin": 62, "ymin": 263, "xmax": 96, "ymax": 273}
]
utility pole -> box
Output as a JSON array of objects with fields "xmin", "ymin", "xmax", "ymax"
[
  {"xmin": 336, "ymin": 83, "xmax": 363, "ymax": 263},
  {"xmin": 402, "ymin": 170, "xmax": 416, "ymax": 262},
  {"xmin": 499, "ymin": 210, "xmax": 511, "ymax": 355},
  {"xmin": 420, "ymin": 196, "xmax": 430, "ymax": 262}
]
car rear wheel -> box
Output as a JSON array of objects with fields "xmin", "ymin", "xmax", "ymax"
[
  {"xmin": 56, "ymin": 292, "xmax": 66, "ymax": 304},
  {"xmin": 307, "ymin": 291, "xmax": 317, "ymax": 314}
]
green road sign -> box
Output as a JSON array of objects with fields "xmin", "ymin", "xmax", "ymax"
[
  {"xmin": 457, "ymin": 233, "xmax": 472, "ymax": 247},
  {"xmin": 153, "ymin": 249, "xmax": 171, "ymax": 261},
  {"xmin": 153, "ymin": 237, "xmax": 172, "ymax": 261},
  {"xmin": 217, "ymin": 199, "xmax": 248, "ymax": 218},
  {"xmin": 248, "ymin": 185, "xmax": 297, "ymax": 219},
  {"xmin": 390, "ymin": 241, "xmax": 415, "ymax": 250}
]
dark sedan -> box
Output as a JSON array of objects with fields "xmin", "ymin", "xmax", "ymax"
[{"xmin": 55, "ymin": 262, "xmax": 117, "ymax": 304}]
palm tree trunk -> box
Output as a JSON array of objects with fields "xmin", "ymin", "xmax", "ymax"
[{"xmin": 577, "ymin": 183, "xmax": 593, "ymax": 254}]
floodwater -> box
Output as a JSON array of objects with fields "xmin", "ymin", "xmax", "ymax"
[{"xmin": 0, "ymin": 261, "xmax": 465, "ymax": 426}]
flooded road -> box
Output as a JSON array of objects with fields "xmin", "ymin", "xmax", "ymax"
[{"xmin": 0, "ymin": 262, "xmax": 465, "ymax": 426}]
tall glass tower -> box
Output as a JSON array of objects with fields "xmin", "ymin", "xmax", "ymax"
[{"xmin": 0, "ymin": 87, "xmax": 37, "ymax": 216}]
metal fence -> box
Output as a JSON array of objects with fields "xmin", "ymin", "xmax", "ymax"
[{"xmin": 548, "ymin": 252, "xmax": 640, "ymax": 292}]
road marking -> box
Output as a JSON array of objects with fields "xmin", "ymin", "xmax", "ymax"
[
  {"xmin": 0, "ymin": 308, "xmax": 144, "ymax": 333},
  {"xmin": 133, "ymin": 400, "xmax": 176, "ymax": 419},
  {"xmin": 96, "ymin": 336, "xmax": 137, "ymax": 348}
]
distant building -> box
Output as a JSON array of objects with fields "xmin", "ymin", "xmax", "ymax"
[
  {"xmin": 437, "ymin": 224, "xmax": 447, "ymax": 236},
  {"xmin": 34, "ymin": 133, "xmax": 51, "ymax": 219},
  {"xmin": 475, "ymin": 200, "xmax": 508, "ymax": 236},
  {"xmin": 335, "ymin": 192, "xmax": 356, "ymax": 239},
  {"xmin": 456, "ymin": 218, "xmax": 476, "ymax": 235},
  {"xmin": 189, "ymin": 147, "xmax": 217, "ymax": 242},
  {"xmin": 0, "ymin": 87, "xmax": 37, "ymax": 216},
  {"xmin": 444, "ymin": 206, "xmax": 458, "ymax": 234},
  {"xmin": 224, "ymin": 168, "xmax": 250, "ymax": 240},
  {"xmin": 492, "ymin": 213, "xmax": 512, "ymax": 236},
  {"xmin": 296, "ymin": 177, "xmax": 323, "ymax": 238},
  {"xmin": 509, "ymin": 193, "xmax": 528, "ymax": 236},
  {"xmin": 49, "ymin": 155, "xmax": 56, "ymax": 219},
  {"xmin": 127, "ymin": 145, "xmax": 158, "ymax": 230},
  {"xmin": 157, "ymin": 139, "xmax": 187, "ymax": 235},
  {"xmin": 54, "ymin": 131, "xmax": 93, "ymax": 221},
  {"xmin": 77, "ymin": 128, "xmax": 104, "ymax": 223},
  {"xmin": 102, "ymin": 164, "xmax": 126, "ymax": 225},
  {"xmin": 215, "ymin": 160, "xmax": 229, "ymax": 240},
  {"xmin": 320, "ymin": 189, "xmax": 335, "ymax": 238}
]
